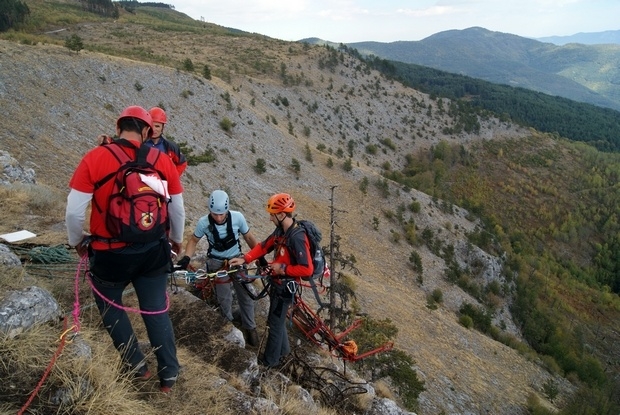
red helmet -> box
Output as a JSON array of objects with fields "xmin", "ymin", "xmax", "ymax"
[
  {"xmin": 149, "ymin": 107, "xmax": 167, "ymax": 124},
  {"xmin": 266, "ymin": 193, "xmax": 296, "ymax": 214},
  {"xmin": 117, "ymin": 106, "xmax": 153, "ymax": 137}
]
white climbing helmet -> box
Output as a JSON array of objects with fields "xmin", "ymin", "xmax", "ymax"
[{"xmin": 209, "ymin": 190, "xmax": 229, "ymax": 214}]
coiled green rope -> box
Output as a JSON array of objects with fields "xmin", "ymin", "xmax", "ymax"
[{"xmin": 27, "ymin": 245, "xmax": 75, "ymax": 264}]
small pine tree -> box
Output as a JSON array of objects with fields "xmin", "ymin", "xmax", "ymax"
[
  {"xmin": 64, "ymin": 34, "xmax": 84, "ymax": 53},
  {"xmin": 202, "ymin": 64, "xmax": 211, "ymax": 80},
  {"xmin": 359, "ymin": 177, "xmax": 369, "ymax": 195},
  {"xmin": 182, "ymin": 58, "xmax": 194, "ymax": 72},
  {"xmin": 343, "ymin": 158, "xmax": 353, "ymax": 172},
  {"xmin": 290, "ymin": 158, "xmax": 300, "ymax": 177},
  {"xmin": 304, "ymin": 143, "xmax": 313, "ymax": 162},
  {"xmin": 254, "ymin": 158, "xmax": 266, "ymax": 174}
]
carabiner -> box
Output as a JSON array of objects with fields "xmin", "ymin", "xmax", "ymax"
[{"xmin": 286, "ymin": 280, "xmax": 298, "ymax": 295}]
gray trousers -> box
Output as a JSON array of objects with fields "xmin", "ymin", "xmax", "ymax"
[
  {"xmin": 89, "ymin": 240, "xmax": 179, "ymax": 383},
  {"xmin": 207, "ymin": 258, "xmax": 256, "ymax": 330},
  {"xmin": 263, "ymin": 281, "xmax": 295, "ymax": 367}
]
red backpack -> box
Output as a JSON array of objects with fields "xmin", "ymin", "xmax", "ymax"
[{"xmin": 93, "ymin": 139, "xmax": 170, "ymax": 243}]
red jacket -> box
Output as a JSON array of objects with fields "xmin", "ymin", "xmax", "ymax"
[
  {"xmin": 146, "ymin": 135, "xmax": 187, "ymax": 176},
  {"xmin": 244, "ymin": 221, "xmax": 313, "ymax": 282}
]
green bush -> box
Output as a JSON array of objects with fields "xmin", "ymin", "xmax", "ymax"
[
  {"xmin": 409, "ymin": 250, "xmax": 423, "ymax": 273},
  {"xmin": 290, "ymin": 158, "xmax": 300, "ymax": 176},
  {"xmin": 254, "ymin": 158, "xmax": 266, "ymax": 174},
  {"xmin": 182, "ymin": 57, "xmax": 194, "ymax": 72},
  {"xmin": 219, "ymin": 117, "xmax": 233, "ymax": 133},
  {"xmin": 542, "ymin": 379, "xmax": 558, "ymax": 401},
  {"xmin": 459, "ymin": 315, "xmax": 473, "ymax": 328},
  {"xmin": 343, "ymin": 158, "xmax": 353, "ymax": 172},
  {"xmin": 178, "ymin": 142, "xmax": 216, "ymax": 165},
  {"xmin": 202, "ymin": 64, "xmax": 211, "ymax": 79},
  {"xmin": 365, "ymin": 144, "xmax": 378, "ymax": 155},
  {"xmin": 526, "ymin": 394, "xmax": 554, "ymax": 415},
  {"xmin": 373, "ymin": 349, "xmax": 425, "ymax": 411},
  {"xmin": 359, "ymin": 177, "xmax": 369, "ymax": 195},
  {"xmin": 64, "ymin": 34, "xmax": 83, "ymax": 53},
  {"xmin": 459, "ymin": 302, "xmax": 492, "ymax": 333},
  {"xmin": 409, "ymin": 201, "xmax": 421, "ymax": 213}
]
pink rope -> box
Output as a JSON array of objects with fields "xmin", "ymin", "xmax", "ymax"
[{"xmin": 85, "ymin": 270, "xmax": 170, "ymax": 315}]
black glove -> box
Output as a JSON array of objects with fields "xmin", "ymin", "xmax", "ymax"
[{"xmin": 177, "ymin": 255, "xmax": 191, "ymax": 270}]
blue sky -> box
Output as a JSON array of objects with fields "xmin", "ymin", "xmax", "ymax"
[{"xmin": 169, "ymin": 0, "xmax": 620, "ymax": 43}]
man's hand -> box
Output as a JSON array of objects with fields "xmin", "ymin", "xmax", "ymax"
[
  {"xmin": 170, "ymin": 241, "xmax": 182, "ymax": 259},
  {"xmin": 97, "ymin": 134, "xmax": 113, "ymax": 145},
  {"xmin": 177, "ymin": 255, "xmax": 190, "ymax": 270},
  {"xmin": 271, "ymin": 262, "xmax": 287, "ymax": 276},
  {"xmin": 75, "ymin": 235, "xmax": 90, "ymax": 258},
  {"xmin": 229, "ymin": 257, "xmax": 245, "ymax": 267}
]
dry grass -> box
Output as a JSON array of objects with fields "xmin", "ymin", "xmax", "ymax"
[
  {"xmin": 0, "ymin": 251, "xmax": 380, "ymax": 415},
  {"xmin": 0, "ymin": 321, "xmax": 154, "ymax": 415},
  {"xmin": 0, "ymin": 183, "xmax": 67, "ymax": 246}
]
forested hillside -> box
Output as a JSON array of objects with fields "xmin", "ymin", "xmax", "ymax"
[{"xmin": 349, "ymin": 48, "xmax": 620, "ymax": 152}]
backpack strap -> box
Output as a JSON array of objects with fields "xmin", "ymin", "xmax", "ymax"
[
  {"xmin": 94, "ymin": 139, "xmax": 166, "ymax": 191},
  {"xmin": 284, "ymin": 221, "xmax": 306, "ymax": 266},
  {"xmin": 93, "ymin": 140, "xmax": 133, "ymax": 191},
  {"xmin": 137, "ymin": 141, "xmax": 163, "ymax": 170}
]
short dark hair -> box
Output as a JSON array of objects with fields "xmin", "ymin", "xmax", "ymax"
[{"xmin": 118, "ymin": 117, "xmax": 148, "ymax": 135}]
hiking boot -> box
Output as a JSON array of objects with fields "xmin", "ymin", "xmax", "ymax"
[
  {"xmin": 132, "ymin": 362, "xmax": 151, "ymax": 381},
  {"xmin": 136, "ymin": 368, "xmax": 152, "ymax": 381},
  {"xmin": 246, "ymin": 328, "xmax": 259, "ymax": 347},
  {"xmin": 160, "ymin": 375, "xmax": 177, "ymax": 393}
]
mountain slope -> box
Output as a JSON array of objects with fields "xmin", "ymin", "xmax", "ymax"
[
  {"xmin": 0, "ymin": 37, "xmax": 562, "ymax": 414},
  {"xmin": 332, "ymin": 27, "xmax": 620, "ymax": 111},
  {"xmin": 2, "ymin": 3, "xmax": 617, "ymax": 414}
]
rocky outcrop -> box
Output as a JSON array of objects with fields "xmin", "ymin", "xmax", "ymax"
[
  {"xmin": 0, "ymin": 244, "xmax": 21, "ymax": 267},
  {"xmin": 0, "ymin": 150, "xmax": 36, "ymax": 185},
  {"xmin": 0, "ymin": 285, "xmax": 62, "ymax": 338}
]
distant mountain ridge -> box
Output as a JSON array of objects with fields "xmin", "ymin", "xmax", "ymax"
[
  {"xmin": 536, "ymin": 29, "xmax": 620, "ymax": 45},
  {"xmin": 302, "ymin": 27, "xmax": 620, "ymax": 111}
]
